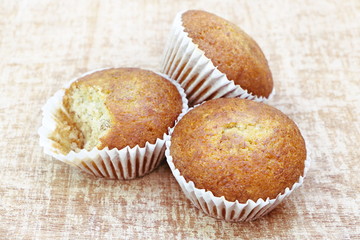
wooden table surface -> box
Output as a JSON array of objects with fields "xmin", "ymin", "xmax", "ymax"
[{"xmin": 1, "ymin": 0, "xmax": 359, "ymax": 239}]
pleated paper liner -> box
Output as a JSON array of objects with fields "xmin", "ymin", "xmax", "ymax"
[
  {"xmin": 160, "ymin": 11, "xmax": 275, "ymax": 106},
  {"xmin": 38, "ymin": 68, "xmax": 188, "ymax": 179},
  {"xmin": 165, "ymin": 105, "xmax": 311, "ymax": 222}
]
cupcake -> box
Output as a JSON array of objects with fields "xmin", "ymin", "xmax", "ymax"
[
  {"xmin": 166, "ymin": 98, "xmax": 310, "ymax": 221},
  {"xmin": 161, "ymin": 10, "xmax": 274, "ymax": 106},
  {"xmin": 39, "ymin": 68, "xmax": 188, "ymax": 179}
]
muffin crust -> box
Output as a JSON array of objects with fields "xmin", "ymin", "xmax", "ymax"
[{"xmin": 170, "ymin": 98, "xmax": 306, "ymax": 203}]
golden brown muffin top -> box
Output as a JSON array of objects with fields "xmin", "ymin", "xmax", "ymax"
[
  {"xmin": 182, "ymin": 10, "xmax": 273, "ymax": 98},
  {"xmin": 65, "ymin": 68, "xmax": 183, "ymax": 150},
  {"xmin": 170, "ymin": 98, "xmax": 306, "ymax": 203}
]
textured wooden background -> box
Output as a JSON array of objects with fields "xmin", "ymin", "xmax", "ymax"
[{"xmin": 1, "ymin": 0, "xmax": 359, "ymax": 239}]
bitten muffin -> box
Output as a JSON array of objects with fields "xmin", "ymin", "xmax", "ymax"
[
  {"xmin": 182, "ymin": 10, "xmax": 273, "ymax": 98},
  {"xmin": 170, "ymin": 98, "xmax": 306, "ymax": 203},
  {"xmin": 53, "ymin": 68, "xmax": 183, "ymax": 153}
]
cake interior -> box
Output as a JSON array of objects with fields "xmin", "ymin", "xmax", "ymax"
[
  {"xmin": 50, "ymin": 85, "xmax": 112, "ymax": 153},
  {"xmin": 67, "ymin": 85, "xmax": 111, "ymax": 150}
]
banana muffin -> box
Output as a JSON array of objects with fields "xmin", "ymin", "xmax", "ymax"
[
  {"xmin": 53, "ymin": 68, "xmax": 183, "ymax": 153},
  {"xmin": 182, "ymin": 10, "xmax": 273, "ymax": 98},
  {"xmin": 161, "ymin": 10, "xmax": 273, "ymax": 105},
  {"xmin": 169, "ymin": 98, "xmax": 306, "ymax": 203}
]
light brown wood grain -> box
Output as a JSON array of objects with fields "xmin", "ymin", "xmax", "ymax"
[{"xmin": 1, "ymin": 0, "xmax": 359, "ymax": 239}]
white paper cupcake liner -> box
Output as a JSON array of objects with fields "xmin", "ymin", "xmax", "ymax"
[
  {"xmin": 165, "ymin": 105, "xmax": 311, "ymax": 222},
  {"xmin": 160, "ymin": 11, "xmax": 275, "ymax": 106},
  {"xmin": 38, "ymin": 68, "xmax": 188, "ymax": 179}
]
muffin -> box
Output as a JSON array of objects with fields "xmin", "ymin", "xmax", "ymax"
[
  {"xmin": 39, "ymin": 68, "xmax": 188, "ymax": 179},
  {"xmin": 161, "ymin": 10, "xmax": 274, "ymax": 105},
  {"xmin": 60, "ymin": 68, "xmax": 184, "ymax": 152},
  {"xmin": 166, "ymin": 98, "xmax": 310, "ymax": 221}
]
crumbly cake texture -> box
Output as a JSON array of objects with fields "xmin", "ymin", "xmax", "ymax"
[
  {"xmin": 49, "ymin": 109, "xmax": 84, "ymax": 154},
  {"xmin": 182, "ymin": 10, "xmax": 273, "ymax": 98},
  {"xmin": 170, "ymin": 98, "xmax": 306, "ymax": 203},
  {"xmin": 56, "ymin": 68, "xmax": 183, "ymax": 153}
]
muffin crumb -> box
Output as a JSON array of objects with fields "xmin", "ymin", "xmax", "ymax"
[{"xmin": 65, "ymin": 85, "xmax": 112, "ymax": 150}]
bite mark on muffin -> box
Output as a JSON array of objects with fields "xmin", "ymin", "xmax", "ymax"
[{"xmin": 65, "ymin": 85, "xmax": 112, "ymax": 151}]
